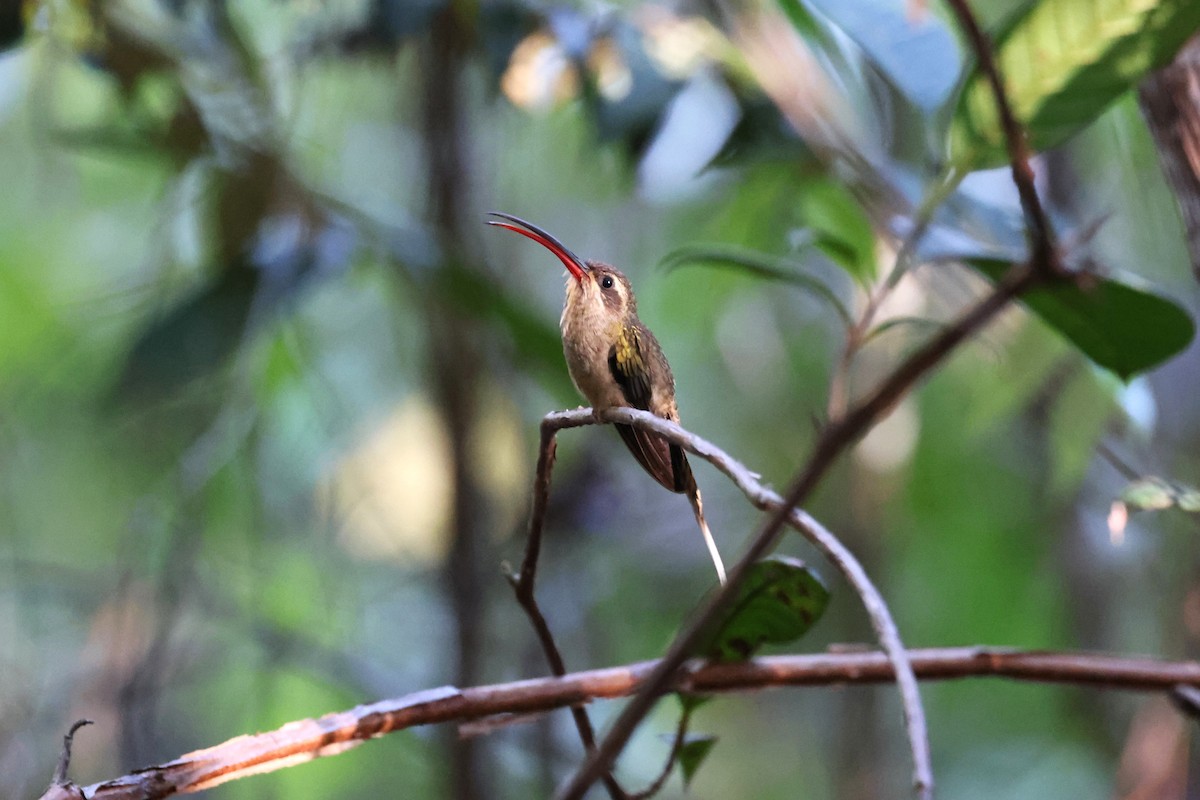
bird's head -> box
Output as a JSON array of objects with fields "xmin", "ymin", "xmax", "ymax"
[{"xmin": 487, "ymin": 212, "xmax": 637, "ymax": 325}]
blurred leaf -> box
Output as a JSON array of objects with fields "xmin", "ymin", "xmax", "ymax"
[
  {"xmin": 1109, "ymin": 476, "xmax": 1200, "ymax": 542},
  {"xmin": 577, "ymin": 20, "xmax": 681, "ymax": 157},
  {"xmin": 662, "ymin": 245, "xmax": 852, "ymax": 327},
  {"xmin": 972, "ymin": 260, "xmax": 1195, "ymax": 379},
  {"xmin": 439, "ymin": 266, "xmax": 575, "ymax": 401},
  {"xmin": 705, "ymin": 96, "xmax": 814, "ymax": 169},
  {"xmin": 1180, "ymin": 490, "xmax": 1200, "ymax": 514},
  {"xmin": 798, "ymin": 179, "xmax": 877, "ymax": 285},
  {"xmin": 698, "ymin": 556, "xmax": 829, "ymax": 662},
  {"xmin": 951, "ymin": 0, "xmax": 1200, "ymax": 168},
  {"xmin": 776, "ymin": 0, "xmax": 824, "ymax": 41},
  {"xmin": 0, "ymin": 0, "xmax": 24, "ymax": 51},
  {"xmin": 115, "ymin": 209, "xmax": 356, "ymax": 402},
  {"xmin": 1049, "ymin": 367, "xmax": 1117, "ymax": 494},
  {"xmin": 479, "ymin": 1, "xmax": 540, "ymax": 81},
  {"xmin": 114, "ymin": 267, "xmax": 259, "ymax": 401},
  {"xmin": 678, "ymin": 734, "xmax": 718, "ymax": 789},
  {"xmin": 806, "ymin": 0, "xmax": 960, "ymax": 110},
  {"xmin": 1120, "ymin": 477, "xmax": 1176, "ymax": 512}
]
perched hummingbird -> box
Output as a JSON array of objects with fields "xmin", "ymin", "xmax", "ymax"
[{"xmin": 487, "ymin": 212, "xmax": 726, "ymax": 584}]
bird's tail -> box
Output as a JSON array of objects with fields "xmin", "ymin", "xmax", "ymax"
[{"xmin": 686, "ymin": 483, "xmax": 726, "ymax": 585}]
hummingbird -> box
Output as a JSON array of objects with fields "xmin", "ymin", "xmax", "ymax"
[{"xmin": 487, "ymin": 212, "xmax": 726, "ymax": 584}]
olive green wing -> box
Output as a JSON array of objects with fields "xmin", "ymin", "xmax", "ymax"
[{"xmin": 608, "ymin": 328, "xmax": 691, "ymax": 494}]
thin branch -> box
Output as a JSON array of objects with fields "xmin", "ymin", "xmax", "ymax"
[
  {"xmin": 828, "ymin": 164, "xmax": 966, "ymax": 421},
  {"xmin": 72, "ymin": 648, "xmax": 1200, "ymax": 800},
  {"xmin": 52, "ymin": 720, "xmax": 94, "ymax": 786},
  {"xmin": 627, "ymin": 702, "xmax": 692, "ymax": 800},
  {"xmin": 508, "ymin": 418, "xmax": 630, "ymax": 799},
  {"xmin": 941, "ymin": 0, "xmax": 1057, "ymax": 272}
]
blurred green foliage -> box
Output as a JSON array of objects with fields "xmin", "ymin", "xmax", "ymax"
[{"xmin": 1, "ymin": 1, "xmax": 1199, "ymax": 799}]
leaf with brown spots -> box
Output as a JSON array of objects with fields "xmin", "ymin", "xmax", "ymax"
[{"xmin": 697, "ymin": 556, "xmax": 829, "ymax": 662}]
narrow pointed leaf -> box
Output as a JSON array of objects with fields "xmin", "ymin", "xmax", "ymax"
[
  {"xmin": 679, "ymin": 735, "xmax": 718, "ymax": 789},
  {"xmin": 661, "ymin": 245, "xmax": 852, "ymax": 327}
]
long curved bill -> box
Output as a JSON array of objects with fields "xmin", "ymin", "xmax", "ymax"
[{"xmin": 487, "ymin": 212, "xmax": 589, "ymax": 282}]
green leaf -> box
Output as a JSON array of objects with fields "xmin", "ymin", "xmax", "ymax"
[
  {"xmin": 951, "ymin": 0, "xmax": 1200, "ymax": 168},
  {"xmin": 705, "ymin": 98, "xmax": 814, "ymax": 170},
  {"xmin": 798, "ymin": 179, "xmax": 877, "ymax": 285},
  {"xmin": 661, "ymin": 245, "xmax": 852, "ymax": 327},
  {"xmin": 678, "ymin": 734, "xmax": 718, "ymax": 789},
  {"xmin": 114, "ymin": 267, "xmax": 259, "ymax": 401},
  {"xmin": 698, "ymin": 556, "xmax": 830, "ymax": 662},
  {"xmin": 971, "ymin": 260, "xmax": 1194, "ymax": 380}
]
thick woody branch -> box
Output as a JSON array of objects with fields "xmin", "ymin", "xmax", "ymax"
[{"xmin": 67, "ymin": 648, "xmax": 1200, "ymax": 800}]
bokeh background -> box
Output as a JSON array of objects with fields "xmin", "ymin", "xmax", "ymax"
[{"xmin": 3, "ymin": 0, "xmax": 1200, "ymax": 798}]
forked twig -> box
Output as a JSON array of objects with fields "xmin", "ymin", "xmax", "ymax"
[{"xmin": 507, "ymin": 420, "xmax": 631, "ymax": 800}]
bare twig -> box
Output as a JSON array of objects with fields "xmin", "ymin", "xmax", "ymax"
[
  {"xmin": 627, "ymin": 702, "xmax": 693, "ymax": 800},
  {"xmin": 508, "ymin": 418, "xmax": 630, "ymax": 800},
  {"xmin": 70, "ymin": 648, "xmax": 1200, "ymax": 800},
  {"xmin": 52, "ymin": 720, "xmax": 94, "ymax": 786}
]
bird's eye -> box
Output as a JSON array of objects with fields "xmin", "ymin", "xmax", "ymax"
[{"xmin": 600, "ymin": 275, "xmax": 614, "ymax": 289}]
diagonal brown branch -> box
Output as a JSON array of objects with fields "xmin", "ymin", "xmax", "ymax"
[
  {"xmin": 942, "ymin": 0, "xmax": 1057, "ymax": 271},
  {"xmin": 68, "ymin": 648, "xmax": 1200, "ymax": 800}
]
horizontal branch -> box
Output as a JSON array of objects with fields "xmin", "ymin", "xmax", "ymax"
[{"xmin": 70, "ymin": 647, "xmax": 1200, "ymax": 800}]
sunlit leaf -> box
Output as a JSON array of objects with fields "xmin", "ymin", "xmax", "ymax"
[
  {"xmin": 971, "ymin": 260, "xmax": 1195, "ymax": 380},
  {"xmin": 1179, "ymin": 490, "xmax": 1200, "ymax": 514},
  {"xmin": 661, "ymin": 245, "xmax": 852, "ymax": 327},
  {"xmin": 1109, "ymin": 476, "xmax": 1200, "ymax": 542},
  {"xmin": 1120, "ymin": 477, "xmax": 1176, "ymax": 512},
  {"xmin": 678, "ymin": 734, "xmax": 718, "ymax": 789},
  {"xmin": 698, "ymin": 556, "xmax": 829, "ymax": 662},
  {"xmin": 951, "ymin": 0, "xmax": 1200, "ymax": 168}
]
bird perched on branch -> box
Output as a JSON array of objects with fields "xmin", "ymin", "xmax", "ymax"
[{"xmin": 487, "ymin": 212, "xmax": 726, "ymax": 583}]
